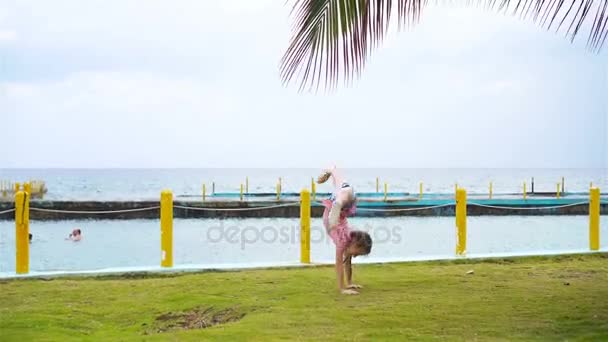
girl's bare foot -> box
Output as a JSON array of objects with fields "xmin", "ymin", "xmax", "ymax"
[
  {"xmin": 317, "ymin": 170, "xmax": 332, "ymax": 184},
  {"xmin": 341, "ymin": 289, "xmax": 359, "ymax": 295}
]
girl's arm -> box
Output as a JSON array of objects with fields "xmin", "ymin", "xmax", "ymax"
[
  {"xmin": 336, "ymin": 248, "xmax": 358, "ymax": 294},
  {"xmin": 345, "ymin": 255, "xmax": 352, "ymax": 285},
  {"xmin": 345, "ymin": 256, "xmax": 362, "ymax": 289},
  {"xmin": 335, "ymin": 247, "xmax": 344, "ymax": 290}
]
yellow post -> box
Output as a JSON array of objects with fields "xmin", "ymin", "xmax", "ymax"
[
  {"xmin": 300, "ymin": 189, "xmax": 311, "ymax": 263},
  {"xmin": 246, "ymin": 177, "xmax": 249, "ymax": 194},
  {"xmin": 240, "ymin": 183, "xmax": 244, "ymax": 201},
  {"xmin": 276, "ymin": 181, "xmax": 281, "ymax": 201},
  {"xmin": 489, "ymin": 181, "xmax": 493, "ymax": 199},
  {"xmin": 455, "ymin": 188, "xmax": 467, "ymax": 256},
  {"xmin": 589, "ymin": 187, "xmax": 600, "ymax": 251},
  {"xmin": 202, "ymin": 183, "xmax": 206, "ymax": 202},
  {"xmin": 557, "ymin": 183, "xmax": 561, "ymax": 199},
  {"xmin": 384, "ymin": 182, "xmax": 388, "ymax": 202},
  {"xmin": 311, "ymin": 177, "xmax": 316, "ymax": 201},
  {"xmin": 419, "ymin": 182, "xmax": 423, "ymax": 200},
  {"xmin": 160, "ymin": 190, "xmax": 173, "ymax": 268},
  {"xmin": 523, "ymin": 181, "xmax": 527, "ymax": 200},
  {"xmin": 15, "ymin": 191, "xmax": 30, "ymax": 274},
  {"xmin": 376, "ymin": 177, "xmax": 379, "ymax": 193}
]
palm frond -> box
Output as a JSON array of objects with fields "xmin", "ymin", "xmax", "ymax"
[{"xmin": 280, "ymin": 0, "xmax": 608, "ymax": 91}]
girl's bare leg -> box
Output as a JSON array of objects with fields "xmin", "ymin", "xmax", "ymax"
[
  {"xmin": 329, "ymin": 166, "xmax": 343, "ymax": 190},
  {"xmin": 322, "ymin": 200, "xmax": 331, "ymax": 232}
]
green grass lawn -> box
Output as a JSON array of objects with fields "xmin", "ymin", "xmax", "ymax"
[{"xmin": 1, "ymin": 254, "xmax": 607, "ymax": 341}]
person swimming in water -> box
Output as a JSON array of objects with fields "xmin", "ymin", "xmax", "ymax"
[{"xmin": 67, "ymin": 228, "xmax": 82, "ymax": 242}]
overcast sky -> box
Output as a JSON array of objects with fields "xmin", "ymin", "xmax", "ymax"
[{"xmin": 0, "ymin": 1, "xmax": 606, "ymax": 168}]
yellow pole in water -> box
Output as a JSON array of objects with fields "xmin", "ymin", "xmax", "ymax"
[
  {"xmin": 160, "ymin": 190, "xmax": 173, "ymax": 268},
  {"xmin": 523, "ymin": 181, "xmax": 527, "ymax": 200},
  {"xmin": 589, "ymin": 187, "xmax": 600, "ymax": 251},
  {"xmin": 15, "ymin": 190, "xmax": 30, "ymax": 274},
  {"xmin": 246, "ymin": 177, "xmax": 249, "ymax": 194},
  {"xmin": 311, "ymin": 177, "xmax": 316, "ymax": 201},
  {"xmin": 455, "ymin": 188, "xmax": 467, "ymax": 256},
  {"xmin": 202, "ymin": 183, "xmax": 206, "ymax": 202},
  {"xmin": 300, "ymin": 188, "xmax": 311, "ymax": 263},
  {"xmin": 276, "ymin": 181, "xmax": 281, "ymax": 201},
  {"xmin": 384, "ymin": 183, "xmax": 388, "ymax": 202},
  {"xmin": 376, "ymin": 177, "xmax": 379, "ymax": 193},
  {"xmin": 489, "ymin": 181, "xmax": 493, "ymax": 199},
  {"xmin": 557, "ymin": 183, "xmax": 561, "ymax": 199},
  {"xmin": 240, "ymin": 184, "xmax": 244, "ymax": 201},
  {"xmin": 419, "ymin": 182, "xmax": 423, "ymax": 200}
]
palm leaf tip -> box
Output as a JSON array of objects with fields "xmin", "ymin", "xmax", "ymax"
[{"xmin": 280, "ymin": 0, "xmax": 608, "ymax": 92}]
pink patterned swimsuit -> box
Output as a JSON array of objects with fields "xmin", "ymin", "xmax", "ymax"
[{"xmin": 322, "ymin": 199, "xmax": 352, "ymax": 250}]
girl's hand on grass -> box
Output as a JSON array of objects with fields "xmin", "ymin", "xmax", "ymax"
[
  {"xmin": 341, "ymin": 289, "xmax": 359, "ymax": 295},
  {"xmin": 347, "ymin": 284, "xmax": 362, "ymax": 289}
]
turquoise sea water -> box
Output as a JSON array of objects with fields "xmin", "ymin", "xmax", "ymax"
[
  {"xmin": 0, "ymin": 168, "xmax": 606, "ymax": 275},
  {"xmin": 0, "ymin": 215, "xmax": 606, "ymax": 274},
  {"xmin": 0, "ymin": 168, "xmax": 606, "ymax": 200}
]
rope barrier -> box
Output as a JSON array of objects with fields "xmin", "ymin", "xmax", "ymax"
[
  {"xmin": 173, "ymin": 202, "xmax": 299, "ymax": 212},
  {"xmin": 468, "ymin": 202, "xmax": 589, "ymax": 210},
  {"xmin": 29, "ymin": 206, "xmax": 160, "ymax": 214},
  {"xmin": 10, "ymin": 200, "xmax": 602, "ymax": 216},
  {"xmin": 0, "ymin": 208, "xmax": 15, "ymax": 215},
  {"xmin": 350, "ymin": 203, "xmax": 456, "ymax": 212}
]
